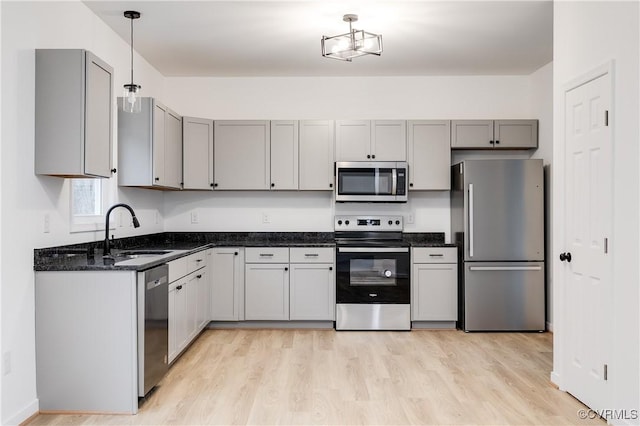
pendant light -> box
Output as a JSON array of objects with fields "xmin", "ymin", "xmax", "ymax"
[
  {"xmin": 321, "ymin": 14, "xmax": 383, "ymax": 62},
  {"xmin": 122, "ymin": 10, "xmax": 142, "ymax": 113}
]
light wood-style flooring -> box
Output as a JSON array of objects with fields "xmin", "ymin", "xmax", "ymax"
[{"xmin": 30, "ymin": 329, "xmax": 604, "ymax": 425}]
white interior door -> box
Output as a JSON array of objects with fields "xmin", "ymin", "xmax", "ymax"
[{"xmin": 563, "ymin": 71, "xmax": 612, "ymax": 413}]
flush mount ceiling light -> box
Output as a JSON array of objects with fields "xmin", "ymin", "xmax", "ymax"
[
  {"xmin": 321, "ymin": 14, "xmax": 383, "ymax": 62},
  {"xmin": 122, "ymin": 10, "xmax": 142, "ymax": 113}
]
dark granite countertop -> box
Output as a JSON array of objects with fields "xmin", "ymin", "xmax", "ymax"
[{"xmin": 34, "ymin": 231, "xmax": 452, "ymax": 271}]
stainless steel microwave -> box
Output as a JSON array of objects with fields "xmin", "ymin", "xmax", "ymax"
[{"xmin": 335, "ymin": 161, "xmax": 408, "ymax": 202}]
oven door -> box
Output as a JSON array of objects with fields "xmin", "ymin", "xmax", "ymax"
[{"xmin": 336, "ymin": 247, "xmax": 410, "ymax": 304}]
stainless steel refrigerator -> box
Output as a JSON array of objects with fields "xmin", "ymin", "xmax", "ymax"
[{"xmin": 451, "ymin": 159, "xmax": 545, "ymax": 331}]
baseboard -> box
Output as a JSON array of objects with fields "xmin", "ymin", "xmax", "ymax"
[
  {"xmin": 207, "ymin": 321, "xmax": 335, "ymax": 329},
  {"xmin": 550, "ymin": 371, "xmax": 562, "ymax": 389},
  {"xmin": 6, "ymin": 398, "xmax": 38, "ymax": 426},
  {"xmin": 411, "ymin": 321, "xmax": 457, "ymax": 329}
]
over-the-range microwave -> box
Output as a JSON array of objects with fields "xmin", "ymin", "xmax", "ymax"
[{"xmin": 335, "ymin": 161, "xmax": 408, "ymax": 203}]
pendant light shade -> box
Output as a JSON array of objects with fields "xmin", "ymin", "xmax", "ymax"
[
  {"xmin": 123, "ymin": 10, "xmax": 142, "ymax": 113},
  {"xmin": 321, "ymin": 14, "xmax": 383, "ymax": 62}
]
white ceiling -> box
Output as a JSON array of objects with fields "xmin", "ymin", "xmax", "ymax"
[{"xmin": 83, "ymin": 1, "xmax": 553, "ymax": 77}]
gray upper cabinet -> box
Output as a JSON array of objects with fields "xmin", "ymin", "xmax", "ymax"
[
  {"xmin": 214, "ymin": 121, "xmax": 270, "ymax": 190},
  {"xmin": 270, "ymin": 121, "xmax": 299, "ymax": 190},
  {"xmin": 35, "ymin": 49, "xmax": 114, "ymax": 178},
  {"xmin": 118, "ymin": 98, "xmax": 183, "ymax": 189},
  {"xmin": 407, "ymin": 120, "xmax": 451, "ymax": 190},
  {"xmin": 335, "ymin": 120, "xmax": 407, "ymax": 161},
  {"xmin": 299, "ymin": 120, "xmax": 334, "ymax": 191},
  {"xmin": 451, "ymin": 119, "xmax": 538, "ymax": 149},
  {"xmin": 182, "ymin": 117, "xmax": 214, "ymax": 190}
]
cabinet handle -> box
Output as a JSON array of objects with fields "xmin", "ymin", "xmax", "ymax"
[
  {"xmin": 429, "ymin": 254, "xmax": 444, "ymax": 257},
  {"xmin": 214, "ymin": 183, "xmax": 218, "ymax": 188},
  {"xmin": 259, "ymin": 253, "xmax": 274, "ymax": 257},
  {"xmin": 271, "ymin": 183, "xmax": 275, "ymax": 187},
  {"xmin": 284, "ymin": 267, "xmax": 288, "ymax": 271},
  {"xmin": 304, "ymin": 253, "xmax": 319, "ymax": 257},
  {"xmin": 210, "ymin": 183, "xmax": 214, "ymax": 187},
  {"xmin": 409, "ymin": 183, "xmax": 414, "ymax": 187},
  {"xmin": 329, "ymin": 266, "xmax": 333, "ymax": 271},
  {"xmin": 111, "ymin": 168, "xmax": 117, "ymax": 174},
  {"xmin": 155, "ymin": 177, "xmax": 160, "ymax": 181},
  {"xmin": 495, "ymin": 140, "xmax": 500, "ymax": 145},
  {"xmin": 195, "ymin": 259, "xmax": 203, "ymax": 263},
  {"xmin": 176, "ymin": 285, "xmax": 183, "ymax": 290},
  {"xmin": 367, "ymin": 155, "xmax": 371, "ymax": 159},
  {"xmin": 234, "ymin": 252, "xmax": 238, "ymax": 256},
  {"xmin": 329, "ymin": 183, "xmax": 333, "ymax": 188},
  {"xmin": 197, "ymin": 274, "xmax": 202, "ymax": 279},
  {"xmin": 372, "ymin": 155, "xmax": 375, "ymax": 159}
]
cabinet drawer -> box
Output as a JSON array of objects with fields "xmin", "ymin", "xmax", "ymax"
[
  {"xmin": 186, "ymin": 250, "xmax": 207, "ymax": 274},
  {"xmin": 290, "ymin": 247, "xmax": 334, "ymax": 263},
  {"xmin": 168, "ymin": 256, "xmax": 188, "ymax": 282},
  {"xmin": 245, "ymin": 247, "xmax": 290, "ymax": 263},
  {"xmin": 412, "ymin": 247, "xmax": 457, "ymax": 264}
]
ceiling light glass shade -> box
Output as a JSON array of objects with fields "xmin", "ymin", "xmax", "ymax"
[
  {"xmin": 321, "ymin": 14, "xmax": 383, "ymax": 62},
  {"xmin": 122, "ymin": 84, "xmax": 142, "ymax": 113}
]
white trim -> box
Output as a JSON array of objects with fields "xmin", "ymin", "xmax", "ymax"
[
  {"xmin": 546, "ymin": 320, "xmax": 553, "ymax": 332},
  {"xmin": 4, "ymin": 398, "xmax": 38, "ymax": 426}
]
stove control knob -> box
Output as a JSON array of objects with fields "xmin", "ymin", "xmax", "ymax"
[
  {"xmin": 395, "ymin": 220, "xmax": 400, "ymax": 225},
  {"xmin": 384, "ymin": 270, "xmax": 392, "ymax": 278},
  {"xmin": 388, "ymin": 220, "xmax": 393, "ymax": 225},
  {"xmin": 345, "ymin": 220, "xmax": 350, "ymax": 225},
  {"xmin": 337, "ymin": 220, "xmax": 343, "ymax": 225}
]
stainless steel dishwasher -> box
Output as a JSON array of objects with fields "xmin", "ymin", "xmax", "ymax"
[{"xmin": 137, "ymin": 264, "xmax": 169, "ymax": 397}]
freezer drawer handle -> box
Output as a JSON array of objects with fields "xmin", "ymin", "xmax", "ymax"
[{"xmin": 469, "ymin": 266, "xmax": 542, "ymax": 271}]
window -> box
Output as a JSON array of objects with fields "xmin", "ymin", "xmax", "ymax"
[{"xmin": 70, "ymin": 178, "xmax": 108, "ymax": 232}]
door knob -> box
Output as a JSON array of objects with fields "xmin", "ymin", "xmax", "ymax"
[{"xmin": 559, "ymin": 252, "xmax": 572, "ymax": 262}]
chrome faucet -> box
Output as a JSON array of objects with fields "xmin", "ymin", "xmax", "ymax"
[{"xmin": 103, "ymin": 203, "xmax": 140, "ymax": 256}]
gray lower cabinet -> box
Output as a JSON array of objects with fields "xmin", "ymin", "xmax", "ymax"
[
  {"xmin": 289, "ymin": 247, "xmax": 335, "ymax": 320},
  {"xmin": 411, "ymin": 247, "xmax": 458, "ymax": 323},
  {"xmin": 35, "ymin": 271, "xmax": 139, "ymax": 413},
  {"xmin": 118, "ymin": 97, "xmax": 183, "ymax": 189},
  {"xmin": 210, "ymin": 247, "xmax": 244, "ymax": 321},
  {"xmin": 35, "ymin": 49, "xmax": 114, "ymax": 178},
  {"xmin": 245, "ymin": 263, "xmax": 290, "ymax": 320},
  {"xmin": 451, "ymin": 119, "xmax": 538, "ymax": 149}
]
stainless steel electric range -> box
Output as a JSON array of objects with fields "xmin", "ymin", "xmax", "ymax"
[{"xmin": 334, "ymin": 215, "xmax": 411, "ymax": 330}]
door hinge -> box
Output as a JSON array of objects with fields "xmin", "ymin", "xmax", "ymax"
[
  {"xmin": 604, "ymin": 237, "xmax": 608, "ymax": 254},
  {"xmin": 605, "ymin": 110, "xmax": 609, "ymax": 126},
  {"xmin": 604, "ymin": 364, "xmax": 608, "ymax": 381}
]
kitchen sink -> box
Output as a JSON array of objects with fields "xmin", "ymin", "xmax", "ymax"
[{"xmin": 117, "ymin": 250, "xmax": 172, "ymax": 258}]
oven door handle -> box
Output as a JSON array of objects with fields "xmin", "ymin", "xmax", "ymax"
[{"xmin": 338, "ymin": 247, "xmax": 409, "ymax": 253}]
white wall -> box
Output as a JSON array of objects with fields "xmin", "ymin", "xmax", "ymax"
[
  {"xmin": 1, "ymin": 2, "xmax": 166, "ymax": 423},
  {"xmin": 552, "ymin": 2, "xmax": 639, "ymax": 424},
  {"xmin": 529, "ymin": 62, "xmax": 554, "ymax": 328},
  {"xmin": 163, "ymin": 75, "xmax": 536, "ymax": 241}
]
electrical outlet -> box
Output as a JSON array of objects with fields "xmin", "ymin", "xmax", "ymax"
[
  {"xmin": 43, "ymin": 213, "xmax": 50, "ymax": 233},
  {"xmin": 407, "ymin": 213, "xmax": 415, "ymax": 224},
  {"xmin": 262, "ymin": 213, "xmax": 270, "ymax": 224},
  {"xmin": 2, "ymin": 352, "xmax": 11, "ymax": 376},
  {"xmin": 191, "ymin": 211, "xmax": 199, "ymax": 224}
]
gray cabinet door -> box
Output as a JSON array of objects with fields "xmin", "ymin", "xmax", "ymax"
[
  {"xmin": 270, "ymin": 120, "xmax": 299, "ymax": 190},
  {"xmin": 494, "ymin": 120, "xmax": 538, "ymax": 149},
  {"xmin": 299, "ymin": 120, "xmax": 334, "ymax": 191},
  {"xmin": 451, "ymin": 120, "xmax": 494, "ymax": 149},
  {"xmin": 289, "ymin": 264, "xmax": 335, "ymax": 320},
  {"xmin": 152, "ymin": 102, "xmax": 167, "ymax": 186},
  {"xmin": 211, "ymin": 248, "xmax": 244, "ymax": 321},
  {"xmin": 245, "ymin": 264, "xmax": 289, "ymax": 320},
  {"xmin": 371, "ymin": 120, "xmax": 407, "ymax": 161},
  {"xmin": 84, "ymin": 51, "xmax": 113, "ymax": 177},
  {"xmin": 164, "ymin": 109, "xmax": 183, "ymax": 189},
  {"xmin": 411, "ymin": 263, "xmax": 457, "ymax": 321},
  {"xmin": 182, "ymin": 117, "xmax": 214, "ymax": 190},
  {"xmin": 335, "ymin": 120, "xmax": 371, "ymax": 161},
  {"xmin": 214, "ymin": 121, "xmax": 270, "ymax": 190},
  {"xmin": 407, "ymin": 120, "xmax": 451, "ymax": 190},
  {"xmin": 35, "ymin": 49, "xmax": 114, "ymax": 178}
]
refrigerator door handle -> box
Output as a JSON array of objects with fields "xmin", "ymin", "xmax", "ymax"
[
  {"xmin": 469, "ymin": 266, "xmax": 543, "ymax": 271},
  {"xmin": 468, "ymin": 183, "xmax": 474, "ymax": 258}
]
